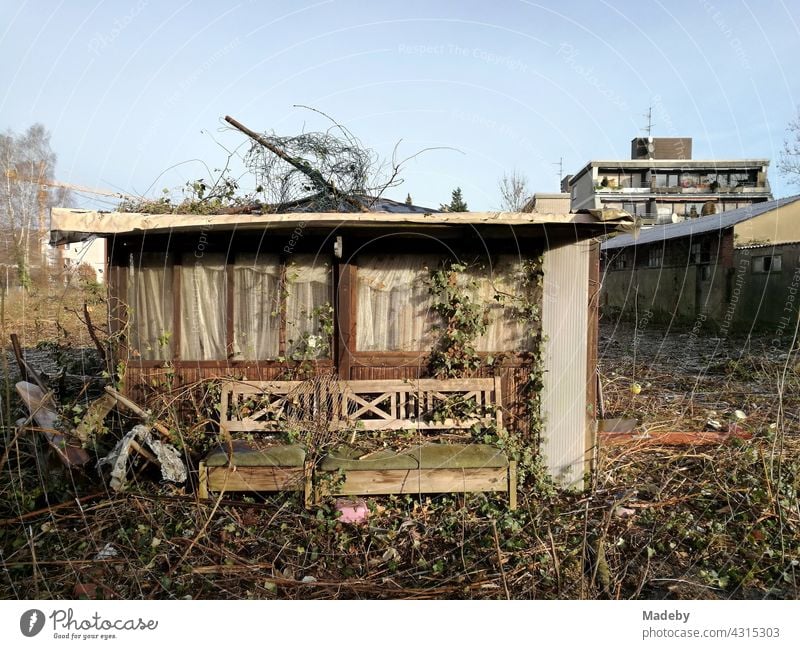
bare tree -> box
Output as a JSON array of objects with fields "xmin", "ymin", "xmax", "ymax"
[
  {"xmin": 0, "ymin": 124, "xmax": 63, "ymax": 289},
  {"xmin": 498, "ymin": 170, "xmax": 530, "ymax": 211},
  {"xmin": 779, "ymin": 109, "xmax": 800, "ymax": 184}
]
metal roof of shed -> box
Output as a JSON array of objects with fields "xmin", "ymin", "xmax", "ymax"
[{"xmin": 601, "ymin": 195, "xmax": 800, "ymax": 250}]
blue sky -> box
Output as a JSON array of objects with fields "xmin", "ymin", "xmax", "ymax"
[{"xmin": 1, "ymin": 0, "xmax": 798, "ymax": 210}]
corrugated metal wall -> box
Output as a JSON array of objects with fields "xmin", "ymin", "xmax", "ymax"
[{"xmin": 541, "ymin": 240, "xmax": 591, "ymax": 488}]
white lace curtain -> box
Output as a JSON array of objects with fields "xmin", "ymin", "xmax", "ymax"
[
  {"xmin": 356, "ymin": 254, "xmax": 440, "ymax": 352},
  {"xmin": 356, "ymin": 254, "xmax": 536, "ymax": 352},
  {"xmin": 127, "ymin": 253, "xmax": 173, "ymax": 360},
  {"xmin": 474, "ymin": 255, "xmax": 537, "ymax": 352},
  {"xmin": 129, "ymin": 251, "xmax": 534, "ymax": 361},
  {"xmin": 179, "ymin": 253, "xmax": 227, "ymax": 360},
  {"xmin": 285, "ymin": 255, "xmax": 332, "ymax": 358},
  {"xmin": 233, "ymin": 254, "xmax": 281, "ymax": 360}
]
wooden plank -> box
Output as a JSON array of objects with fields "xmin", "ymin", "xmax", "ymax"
[
  {"xmin": 224, "ymin": 380, "xmax": 305, "ymax": 394},
  {"xmin": 352, "ymin": 352, "xmax": 529, "ymax": 367},
  {"xmin": 198, "ymin": 461, "xmax": 208, "ymax": 499},
  {"xmin": 599, "ymin": 430, "xmax": 752, "ymax": 447},
  {"xmin": 326, "ymin": 467, "xmax": 508, "ymax": 495},
  {"xmin": 15, "ymin": 382, "xmax": 91, "ymax": 468},
  {"xmin": 508, "ymin": 461, "xmax": 517, "ymax": 510},
  {"xmin": 345, "ymin": 378, "xmax": 496, "ymax": 391},
  {"xmin": 125, "ymin": 359, "xmax": 334, "ymax": 369},
  {"xmin": 104, "ymin": 386, "xmax": 171, "ymax": 439},
  {"xmin": 10, "ymin": 333, "xmax": 48, "ymax": 392},
  {"xmin": 347, "ymin": 392, "xmax": 395, "ymax": 420},
  {"xmin": 493, "ymin": 375, "xmax": 503, "ymax": 430},
  {"xmin": 349, "ymin": 419, "xmax": 487, "ymax": 432},
  {"xmin": 73, "ymin": 393, "xmax": 116, "ymax": 444},
  {"xmin": 206, "ymin": 466, "xmax": 305, "ymax": 492},
  {"xmin": 219, "ymin": 383, "xmax": 232, "ymax": 422}
]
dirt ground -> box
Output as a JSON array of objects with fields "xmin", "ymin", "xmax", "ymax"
[{"xmin": 598, "ymin": 318, "xmax": 799, "ymax": 437}]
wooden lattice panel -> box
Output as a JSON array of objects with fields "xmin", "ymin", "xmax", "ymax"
[
  {"xmin": 221, "ymin": 380, "xmax": 312, "ymax": 432},
  {"xmin": 340, "ymin": 378, "xmax": 502, "ymax": 431},
  {"xmin": 218, "ymin": 377, "xmax": 502, "ymax": 433}
]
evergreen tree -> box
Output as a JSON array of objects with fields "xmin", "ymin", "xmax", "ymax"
[
  {"xmin": 405, "ymin": 193, "xmax": 412, "ymax": 205},
  {"xmin": 441, "ymin": 187, "xmax": 468, "ymax": 212}
]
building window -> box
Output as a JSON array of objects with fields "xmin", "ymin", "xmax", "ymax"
[
  {"xmin": 233, "ymin": 253, "xmax": 333, "ymax": 361},
  {"xmin": 356, "ymin": 254, "xmax": 538, "ymax": 352},
  {"xmin": 180, "ymin": 253, "xmax": 227, "ymax": 360},
  {"xmin": 127, "ymin": 252, "xmax": 333, "ymax": 362},
  {"xmin": 356, "ymin": 254, "xmax": 439, "ymax": 352},
  {"xmin": 611, "ymin": 252, "xmax": 628, "ymax": 270},
  {"xmin": 679, "ymin": 202, "xmax": 704, "ymax": 218},
  {"xmin": 648, "ymin": 247, "xmax": 662, "ymax": 268},
  {"xmin": 596, "ymin": 169, "xmax": 645, "ymax": 190},
  {"xmin": 730, "ymin": 170, "xmax": 758, "ymax": 188},
  {"xmin": 654, "ymin": 172, "xmax": 680, "ymax": 188},
  {"xmin": 284, "ymin": 256, "xmax": 334, "ymax": 359},
  {"xmin": 127, "ymin": 253, "xmax": 174, "ymax": 361},
  {"xmin": 690, "ymin": 242, "xmax": 711, "ymax": 264},
  {"xmin": 752, "ymin": 255, "xmax": 782, "ymax": 273},
  {"xmin": 233, "ymin": 254, "xmax": 281, "ymax": 360},
  {"xmin": 679, "ymin": 173, "xmax": 699, "ymax": 188}
]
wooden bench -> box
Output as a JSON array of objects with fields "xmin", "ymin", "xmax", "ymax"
[
  {"xmin": 198, "ymin": 380, "xmax": 312, "ymax": 503},
  {"xmin": 198, "ymin": 377, "xmax": 516, "ymax": 509}
]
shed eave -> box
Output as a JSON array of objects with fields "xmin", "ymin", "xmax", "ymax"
[{"xmin": 50, "ymin": 209, "xmax": 633, "ymax": 245}]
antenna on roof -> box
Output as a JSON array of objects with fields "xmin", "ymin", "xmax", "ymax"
[
  {"xmin": 552, "ymin": 157, "xmax": 563, "ymax": 191},
  {"xmin": 641, "ymin": 106, "xmax": 656, "ymax": 158},
  {"xmin": 642, "ymin": 106, "xmax": 655, "ymax": 138}
]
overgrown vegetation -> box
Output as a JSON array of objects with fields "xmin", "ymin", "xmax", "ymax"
[
  {"xmin": 425, "ymin": 256, "xmax": 548, "ymax": 486},
  {"xmin": 2, "ymin": 320, "xmax": 799, "ymax": 599}
]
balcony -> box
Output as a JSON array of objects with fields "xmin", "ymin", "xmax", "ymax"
[{"xmin": 596, "ymin": 184, "xmax": 771, "ymax": 197}]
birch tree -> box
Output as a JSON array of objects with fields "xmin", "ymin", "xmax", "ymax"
[{"xmin": 0, "ymin": 124, "xmax": 62, "ymax": 289}]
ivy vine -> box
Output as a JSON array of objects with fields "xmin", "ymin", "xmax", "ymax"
[{"xmin": 425, "ymin": 256, "xmax": 551, "ymax": 490}]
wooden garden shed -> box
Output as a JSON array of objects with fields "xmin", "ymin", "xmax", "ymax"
[{"xmin": 51, "ymin": 205, "xmax": 630, "ymax": 488}]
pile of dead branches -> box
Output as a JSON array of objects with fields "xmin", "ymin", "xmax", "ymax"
[{"xmin": 119, "ymin": 110, "xmax": 416, "ymax": 215}]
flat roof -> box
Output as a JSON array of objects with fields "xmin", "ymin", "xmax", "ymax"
[
  {"xmin": 51, "ymin": 208, "xmax": 634, "ymax": 245},
  {"xmin": 570, "ymin": 158, "xmax": 770, "ymax": 185}
]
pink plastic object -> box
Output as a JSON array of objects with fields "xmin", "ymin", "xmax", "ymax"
[{"xmin": 335, "ymin": 499, "xmax": 369, "ymax": 524}]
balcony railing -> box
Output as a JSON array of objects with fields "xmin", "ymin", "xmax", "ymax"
[{"xmin": 595, "ymin": 184, "xmax": 769, "ymax": 195}]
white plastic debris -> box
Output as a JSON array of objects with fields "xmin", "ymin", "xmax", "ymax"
[
  {"xmin": 97, "ymin": 424, "xmax": 187, "ymax": 492},
  {"xmin": 95, "ymin": 543, "xmax": 118, "ymax": 560}
]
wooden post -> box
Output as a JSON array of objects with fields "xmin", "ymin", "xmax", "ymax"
[
  {"xmin": 198, "ymin": 461, "xmax": 208, "ymax": 499},
  {"xmin": 303, "ymin": 460, "xmax": 313, "ymax": 509},
  {"xmin": 336, "ymin": 260, "xmax": 355, "ymax": 380},
  {"xmin": 508, "ymin": 461, "xmax": 518, "ymax": 511},
  {"xmin": 172, "ymin": 253, "xmax": 182, "ymax": 362},
  {"xmin": 226, "ymin": 262, "xmax": 235, "ymax": 358},
  {"xmin": 493, "ymin": 375, "xmax": 503, "ymax": 430}
]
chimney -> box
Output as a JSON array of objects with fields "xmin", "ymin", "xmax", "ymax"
[{"xmin": 631, "ymin": 137, "xmax": 692, "ymax": 160}]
